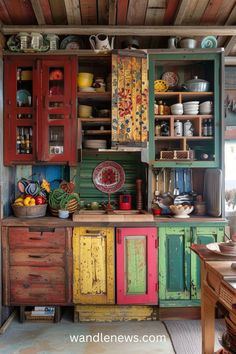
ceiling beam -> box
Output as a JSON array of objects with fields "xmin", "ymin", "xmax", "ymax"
[
  {"xmin": 3, "ymin": 25, "xmax": 236, "ymax": 36},
  {"xmin": 221, "ymin": 3, "xmax": 236, "ymax": 55},
  {"xmin": 64, "ymin": 0, "xmax": 81, "ymax": 25},
  {"xmin": 30, "ymin": 0, "xmax": 46, "ymax": 25}
]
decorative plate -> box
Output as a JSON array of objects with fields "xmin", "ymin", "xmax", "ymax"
[
  {"xmin": 93, "ymin": 161, "xmax": 125, "ymax": 194},
  {"xmin": 60, "ymin": 35, "xmax": 82, "ymax": 50},
  {"xmin": 201, "ymin": 36, "xmax": 218, "ymax": 49},
  {"xmin": 154, "ymin": 80, "xmax": 169, "ymax": 92},
  {"xmin": 206, "ymin": 243, "xmax": 236, "ymax": 256},
  {"xmin": 161, "ymin": 72, "xmax": 179, "ymax": 88},
  {"xmin": 17, "ymin": 89, "xmax": 31, "ymax": 106}
]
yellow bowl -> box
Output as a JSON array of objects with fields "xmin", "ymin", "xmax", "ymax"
[
  {"xmin": 77, "ymin": 72, "xmax": 94, "ymax": 88},
  {"xmin": 154, "ymin": 80, "xmax": 169, "ymax": 92},
  {"xmin": 21, "ymin": 70, "xmax": 32, "ymax": 80}
]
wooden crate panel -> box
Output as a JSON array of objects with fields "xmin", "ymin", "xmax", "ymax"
[
  {"xmin": 74, "ymin": 305, "xmax": 155, "ymax": 322},
  {"xmin": 9, "ymin": 227, "xmax": 66, "ymax": 249},
  {"xmin": 10, "ymin": 283, "xmax": 66, "ymax": 304},
  {"xmin": 10, "ymin": 249, "xmax": 64, "ymax": 266},
  {"xmin": 73, "ymin": 227, "xmax": 115, "ymax": 304},
  {"xmin": 10, "ymin": 266, "xmax": 65, "ymax": 284}
]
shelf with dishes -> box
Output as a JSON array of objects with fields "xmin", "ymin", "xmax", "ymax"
[{"xmin": 77, "ymin": 92, "xmax": 111, "ymax": 101}]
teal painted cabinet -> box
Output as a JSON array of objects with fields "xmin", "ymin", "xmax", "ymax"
[
  {"xmin": 159, "ymin": 225, "xmax": 224, "ymax": 307},
  {"xmin": 190, "ymin": 226, "xmax": 224, "ymax": 299},
  {"xmin": 148, "ymin": 50, "xmax": 224, "ymax": 168}
]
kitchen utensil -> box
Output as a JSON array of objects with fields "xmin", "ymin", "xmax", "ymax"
[
  {"xmin": 168, "ymin": 37, "xmax": 178, "ymax": 49},
  {"xmin": 162, "ymin": 72, "xmax": 179, "ymax": 88},
  {"xmin": 89, "ymin": 33, "xmax": 114, "ymax": 51},
  {"xmin": 169, "ymin": 204, "xmax": 194, "ymax": 218},
  {"xmin": 206, "ymin": 242, "xmax": 236, "ymax": 256},
  {"xmin": 79, "ymin": 104, "xmax": 92, "ymax": 118},
  {"xmin": 93, "ymin": 161, "xmax": 125, "ymax": 212},
  {"xmin": 17, "ymin": 89, "xmax": 31, "ymax": 106},
  {"xmin": 58, "ymin": 209, "xmax": 69, "ymax": 219},
  {"xmin": 77, "ymin": 72, "xmax": 93, "ymax": 88},
  {"xmin": 46, "ymin": 34, "xmax": 59, "ymax": 50},
  {"xmin": 60, "ymin": 35, "xmax": 82, "ymax": 49},
  {"xmin": 119, "ymin": 192, "xmax": 132, "ymax": 210},
  {"xmin": 183, "ymin": 76, "xmax": 210, "ymax": 92},
  {"xmin": 201, "ymin": 36, "xmax": 217, "ymax": 49},
  {"xmin": 31, "ymin": 32, "xmax": 43, "ymax": 50},
  {"xmin": 20, "ymin": 70, "xmax": 32, "ymax": 80},
  {"xmin": 179, "ymin": 38, "xmax": 197, "ymax": 49}
]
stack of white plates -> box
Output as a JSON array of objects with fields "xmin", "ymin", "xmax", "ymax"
[
  {"xmin": 183, "ymin": 101, "xmax": 199, "ymax": 115},
  {"xmin": 199, "ymin": 101, "xmax": 213, "ymax": 114},
  {"xmin": 84, "ymin": 139, "xmax": 107, "ymax": 149},
  {"xmin": 79, "ymin": 87, "xmax": 96, "ymax": 92},
  {"xmin": 171, "ymin": 103, "xmax": 183, "ymax": 115}
]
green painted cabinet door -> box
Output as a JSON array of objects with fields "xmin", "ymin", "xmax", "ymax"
[
  {"xmin": 159, "ymin": 227, "xmax": 191, "ymax": 304},
  {"xmin": 190, "ymin": 226, "xmax": 224, "ymax": 299}
]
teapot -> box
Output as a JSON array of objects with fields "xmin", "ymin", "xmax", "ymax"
[{"xmin": 89, "ymin": 33, "xmax": 114, "ymax": 51}]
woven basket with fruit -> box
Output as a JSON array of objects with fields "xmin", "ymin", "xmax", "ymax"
[{"xmin": 12, "ymin": 177, "xmax": 50, "ymax": 218}]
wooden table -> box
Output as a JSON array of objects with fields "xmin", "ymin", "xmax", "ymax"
[{"xmin": 191, "ymin": 244, "xmax": 236, "ymax": 354}]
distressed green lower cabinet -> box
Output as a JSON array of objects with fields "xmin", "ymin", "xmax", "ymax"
[{"xmin": 159, "ymin": 225, "xmax": 224, "ymax": 307}]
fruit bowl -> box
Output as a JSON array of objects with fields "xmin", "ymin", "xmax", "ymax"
[
  {"xmin": 12, "ymin": 204, "xmax": 47, "ymax": 218},
  {"xmin": 169, "ymin": 204, "xmax": 194, "ymax": 218}
]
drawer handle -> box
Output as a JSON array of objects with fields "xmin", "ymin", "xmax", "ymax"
[
  {"xmin": 29, "ymin": 237, "xmax": 43, "ymax": 240},
  {"xmin": 29, "ymin": 292, "xmax": 44, "ymax": 297},
  {"xmin": 86, "ymin": 230, "xmax": 102, "ymax": 234},
  {"xmin": 29, "ymin": 273, "xmax": 42, "ymax": 277},
  {"xmin": 29, "ymin": 227, "xmax": 55, "ymax": 232},
  {"xmin": 28, "ymin": 254, "xmax": 49, "ymax": 258}
]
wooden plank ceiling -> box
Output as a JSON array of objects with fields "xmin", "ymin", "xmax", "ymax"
[{"xmin": 1, "ymin": 0, "xmax": 236, "ymax": 55}]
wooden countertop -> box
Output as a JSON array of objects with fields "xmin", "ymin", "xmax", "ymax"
[
  {"xmin": 1, "ymin": 215, "xmax": 227, "ymax": 227},
  {"xmin": 191, "ymin": 244, "xmax": 236, "ymax": 261}
]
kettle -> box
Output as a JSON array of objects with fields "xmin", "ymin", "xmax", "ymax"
[{"xmin": 119, "ymin": 192, "xmax": 132, "ymax": 210}]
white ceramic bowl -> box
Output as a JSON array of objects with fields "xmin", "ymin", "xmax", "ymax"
[
  {"xmin": 169, "ymin": 204, "xmax": 194, "ymax": 218},
  {"xmin": 171, "ymin": 103, "xmax": 183, "ymax": 109},
  {"xmin": 183, "ymin": 101, "xmax": 199, "ymax": 105},
  {"xmin": 183, "ymin": 110, "xmax": 199, "ymax": 115},
  {"xmin": 171, "ymin": 109, "xmax": 183, "ymax": 115}
]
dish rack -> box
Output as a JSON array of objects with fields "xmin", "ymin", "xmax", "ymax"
[{"xmin": 160, "ymin": 150, "xmax": 194, "ymax": 160}]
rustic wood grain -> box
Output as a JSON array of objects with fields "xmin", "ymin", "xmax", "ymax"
[
  {"xmin": 30, "ymin": 0, "xmax": 46, "ymax": 24},
  {"xmin": 127, "ymin": 0, "xmax": 148, "ymax": 25},
  {"xmin": 0, "ymin": 0, "xmax": 13, "ymax": 24},
  {"xmin": 163, "ymin": 0, "xmax": 180, "ymax": 25},
  {"xmin": 117, "ymin": 0, "xmax": 128, "ymax": 25},
  {"xmin": 174, "ymin": 0, "xmax": 192, "ymax": 25},
  {"xmin": 3, "ymin": 0, "xmax": 37, "ymax": 25},
  {"xmin": 98, "ymin": 0, "xmax": 109, "ymax": 25},
  {"xmin": 80, "ymin": 0, "xmax": 97, "ymax": 25},
  {"xmin": 38, "ymin": 0, "xmax": 53, "ymax": 24},
  {"xmin": 64, "ymin": 0, "xmax": 81, "ymax": 24},
  {"xmin": 109, "ymin": 0, "xmax": 117, "ymax": 25},
  {"xmin": 48, "ymin": 0, "xmax": 67, "ymax": 25}
]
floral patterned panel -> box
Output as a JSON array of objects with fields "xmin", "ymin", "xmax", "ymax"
[{"xmin": 112, "ymin": 53, "xmax": 148, "ymax": 146}]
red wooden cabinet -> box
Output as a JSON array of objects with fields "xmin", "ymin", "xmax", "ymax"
[
  {"xmin": 4, "ymin": 55, "xmax": 77, "ymax": 166},
  {"xmin": 2, "ymin": 226, "xmax": 72, "ymax": 306},
  {"xmin": 116, "ymin": 227, "xmax": 158, "ymax": 305}
]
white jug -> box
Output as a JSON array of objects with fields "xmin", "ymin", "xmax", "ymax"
[
  {"xmin": 89, "ymin": 33, "xmax": 114, "ymax": 51},
  {"xmin": 168, "ymin": 37, "xmax": 178, "ymax": 49}
]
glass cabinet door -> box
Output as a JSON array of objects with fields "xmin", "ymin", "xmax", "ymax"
[
  {"xmin": 4, "ymin": 57, "xmax": 36, "ymax": 164},
  {"xmin": 38, "ymin": 58, "xmax": 77, "ymax": 163}
]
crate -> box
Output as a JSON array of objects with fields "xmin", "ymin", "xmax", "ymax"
[
  {"xmin": 12, "ymin": 204, "xmax": 47, "ymax": 218},
  {"xmin": 24, "ymin": 311, "xmax": 54, "ymax": 322},
  {"xmin": 160, "ymin": 150, "xmax": 194, "ymax": 160}
]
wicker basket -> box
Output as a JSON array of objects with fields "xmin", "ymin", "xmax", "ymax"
[{"xmin": 12, "ymin": 204, "xmax": 48, "ymax": 218}]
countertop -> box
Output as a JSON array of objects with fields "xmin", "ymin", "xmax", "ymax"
[{"xmin": 1, "ymin": 215, "xmax": 228, "ymax": 227}]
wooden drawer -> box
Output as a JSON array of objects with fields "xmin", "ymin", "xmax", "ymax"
[
  {"xmin": 9, "ymin": 227, "xmax": 66, "ymax": 249},
  {"xmin": 10, "ymin": 283, "xmax": 66, "ymax": 304},
  {"xmin": 10, "ymin": 249, "xmax": 65, "ymax": 266},
  {"xmin": 10, "ymin": 266, "xmax": 65, "ymax": 284}
]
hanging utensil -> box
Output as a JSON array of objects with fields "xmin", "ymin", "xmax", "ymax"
[{"xmin": 173, "ymin": 169, "xmax": 180, "ymax": 196}]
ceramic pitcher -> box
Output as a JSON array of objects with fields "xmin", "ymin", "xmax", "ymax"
[
  {"xmin": 168, "ymin": 37, "xmax": 178, "ymax": 49},
  {"xmin": 89, "ymin": 33, "xmax": 114, "ymax": 51}
]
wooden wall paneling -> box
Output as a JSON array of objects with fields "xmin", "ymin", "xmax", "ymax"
[
  {"xmin": 30, "ymin": 0, "xmax": 46, "ymax": 24},
  {"xmin": 179, "ymin": 0, "xmax": 208, "ymax": 25},
  {"xmin": 163, "ymin": 0, "xmax": 180, "ymax": 25},
  {"xmin": 0, "ymin": 0, "xmax": 12, "ymax": 24},
  {"xmin": 174, "ymin": 0, "xmax": 192, "ymax": 25},
  {"xmin": 109, "ymin": 0, "xmax": 117, "ymax": 25},
  {"xmin": 98, "ymin": 0, "xmax": 109, "ymax": 25},
  {"xmin": 64, "ymin": 0, "xmax": 81, "ymax": 25},
  {"xmin": 200, "ymin": 0, "xmax": 231, "ymax": 24},
  {"xmin": 49, "ymin": 0, "xmax": 67, "ymax": 24},
  {"xmin": 117, "ymin": 0, "xmax": 128, "ymax": 25},
  {"xmin": 145, "ymin": 0, "xmax": 166, "ymax": 25},
  {"xmin": 127, "ymin": 0, "xmax": 148, "ymax": 25},
  {"xmin": 79, "ymin": 0, "xmax": 97, "ymax": 25},
  {"xmin": 3, "ymin": 0, "xmax": 37, "ymax": 25},
  {"xmin": 38, "ymin": 0, "xmax": 54, "ymax": 24}
]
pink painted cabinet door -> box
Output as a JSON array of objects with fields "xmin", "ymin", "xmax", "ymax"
[{"xmin": 116, "ymin": 227, "xmax": 157, "ymax": 304}]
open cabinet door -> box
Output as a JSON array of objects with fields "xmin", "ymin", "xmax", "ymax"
[{"xmin": 112, "ymin": 50, "xmax": 148, "ymax": 148}]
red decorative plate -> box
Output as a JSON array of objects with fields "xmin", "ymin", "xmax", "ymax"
[
  {"xmin": 161, "ymin": 72, "xmax": 179, "ymax": 88},
  {"xmin": 93, "ymin": 161, "xmax": 125, "ymax": 194}
]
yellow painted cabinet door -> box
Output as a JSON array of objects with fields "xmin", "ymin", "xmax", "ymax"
[{"xmin": 73, "ymin": 227, "xmax": 115, "ymax": 304}]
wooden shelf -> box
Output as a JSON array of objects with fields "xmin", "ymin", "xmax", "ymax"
[
  {"xmin": 155, "ymin": 91, "xmax": 214, "ymax": 96},
  {"xmin": 84, "ymin": 130, "xmax": 111, "ymax": 135},
  {"xmin": 155, "ymin": 114, "xmax": 213, "ymax": 119},
  {"xmin": 79, "ymin": 117, "xmax": 111, "ymax": 123},
  {"xmin": 77, "ymin": 92, "xmax": 111, "ymax": 101},
  {"xmin": 154, "ymin": 136, "xmax": 214, "ymax": 140}
]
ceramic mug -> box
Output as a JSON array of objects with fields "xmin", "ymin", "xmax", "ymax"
[{"xmin": 89, "ymin": 33, "xmax": 114, "ymax": 51}]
